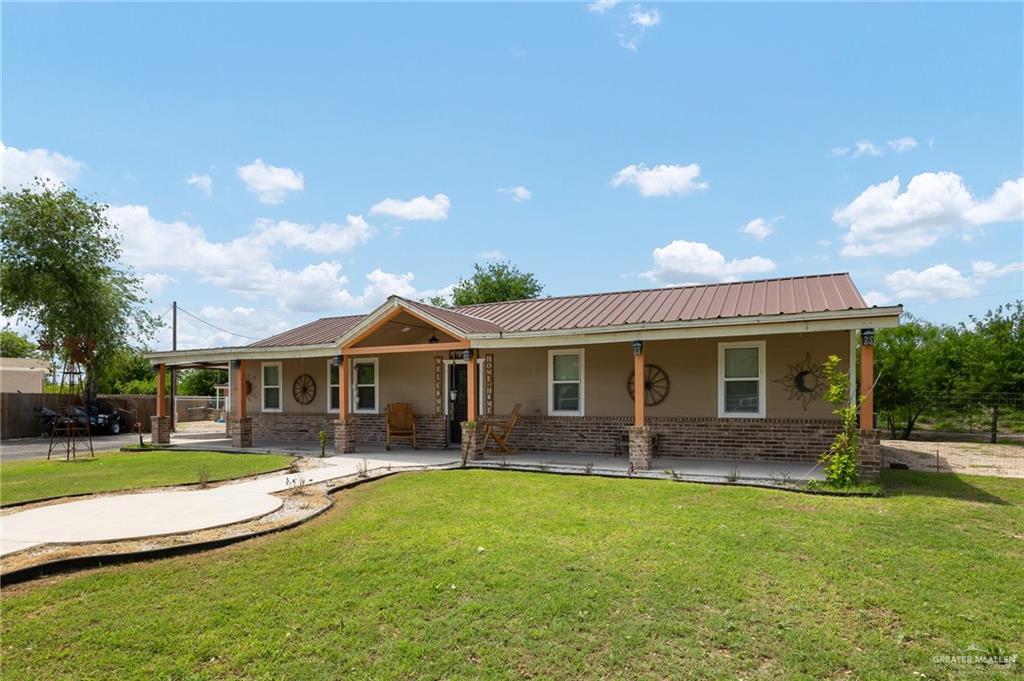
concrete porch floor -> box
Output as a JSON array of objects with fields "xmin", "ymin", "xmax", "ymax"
[{"xmin": 162, "ymin": 432, "xmax": 825, "ymax": 486}]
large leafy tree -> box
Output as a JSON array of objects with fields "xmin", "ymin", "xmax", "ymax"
[
  {"xmin": 435, "ymin": 260, "xmax": 543, "ymax": 307},
  {"xmin": 1, "ymin": 180, "xmax": 157, "ymax": 399},
  {"xmin": 959, "ymin": 301, "xmax": 1024, "ymax": 443},
  {"xmin": 177, "ymin": 368, "xmax": 228, "ymax": 396},
  {"xmin": 95, "ymin": 346, "xmax": 156, "ymax": 394},
  {"xmin": 0, "ymin": 330, "xmax": 39, "ymax": 358},
  {"xmin": 874, "ymin": 315, "xmax": 960, "ymax": 439}
]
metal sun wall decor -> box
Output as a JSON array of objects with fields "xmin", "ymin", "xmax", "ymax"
[
  {"xmin": 774, "ymin": 353, "xmax": 825, "ymax": 410},
  {"xmin": 292, "ymin": 374, "xmax": 317, "ymax": 405}
]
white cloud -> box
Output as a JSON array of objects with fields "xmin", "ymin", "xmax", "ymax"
[
  {"xmin": 816, "ymin": 239, "xmax": 832, "ymax": 247},
  {"xmin": 588, "ymin": 0, "xmax": 620, "ymax": 13},
  {"xmin": 971, "ymin": 260, "xmax": 1024, "ymax": 281},
  {"xmin": 865, "ymin": 259, "xmax": 1022, "ymax": 306},
  {"xmin": 0, "ymin": 141, "xmax": 85, "ymax": 189},
  {"xmin": 252, "ymin": 215, "xmax": 374, "ymax": 253},
  {"xmin": 611, "ymin": 163, "xmax": 708, "ymax": 197},
  {"xmin": 498, "ymin": 185, "xmax": 532, "ymax": 202},
  {"xmin": 962, "ymin": 178, "xmax": 1024, "ymax": 224},
  {"xmin": 629, "ymin": 6, "xmax": 661, "ymax": 27},
  {"xmin": 186, "ymin": 173, "xmax": 213, "ymax": 198},
  {"xmin": 477, "ymin": 250, "xmax": 506, "ymax": 260},
  {"xmin": 370, "ymin": 193, "xmax": 450, "ymax": 220},
  {"xmin": 853, "ymin": 140, "xmax": 883, "ymax": 158},
  {"xmin": 236, "ymin": 158, "xmax": 304, "ymax": 204},
  {"xmin": 834, "ymin": 172, "xmax": 1024, "ymax": 256},
  {"xmin": 141, "ymin": 273, "xmax": 175, "ymax": 296},
  {"xmin": 154, "ymin": 304, "xmax": 292, "ymax": 350},
  {"xmin": 642, "ymin": 240, "xmax": 776, "ymax": 285},
  {"xmin": 887, "ymin": 136, "xmax": 918, "ymax": 153},
  {"xmin": 830, "ymin": 146, "xmax": 850, "ymax": 158},
  {"xmin": 741, "ymin": 216, "xmax": 779, "ymax": 241}
]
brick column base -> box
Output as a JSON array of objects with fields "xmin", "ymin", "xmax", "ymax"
[
  {"xmin": 334, "ymin": 418, "xmax": 357, "ymax": 454},
  {"xmin": 231, "ymin": 417, "xmax": 253, "ymax": 448},
  {"xmin": 461, "ymin": 422, "xmax": 484, "ymax": 461},
  {"xmin": 150, "ymin": 415, "xmax": 171, "ymax": 445},
  {"xmin": 860, "ymin": 429, "xmax": 881, "ymax": 480},
  {"xmin": 628, "ymin": 426, "xmax": 654, "ymax": 470}
]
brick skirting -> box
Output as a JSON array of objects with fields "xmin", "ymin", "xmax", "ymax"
[
  {"xmin": 246, "ymin": 412, "xmax": 447, "ymax": 449},
  {"xmin": 504, "ymin": 415, "xmax": 843, "ymax": 464}
]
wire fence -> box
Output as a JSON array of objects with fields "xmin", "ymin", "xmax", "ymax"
[{"xmin": 879, "ymin": 391, "xmax": 1024, "ymax": 437}]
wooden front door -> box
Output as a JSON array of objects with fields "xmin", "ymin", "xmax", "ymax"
[{"xmin": 448, "ymin": 363, "xmax": 468, "ymax": 444}]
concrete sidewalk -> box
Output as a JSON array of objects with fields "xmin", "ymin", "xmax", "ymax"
[{"xmin": 0, "ymin": 451, "xmax": 460, "ymax": 557}]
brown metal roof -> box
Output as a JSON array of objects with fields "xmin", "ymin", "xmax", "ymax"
[
  {"xmin": 453, "ymin": 273, "xmax": 868, "ymax": 333},
  {"xmin": 248, "ymin": 315, "xmax": 364, "ymax": 347},
  {"xmin": 248, "ymin": 273, "xmax": 872, "ymax": 348},
  {"xmin": 398, "ymin": 297, "xmax": 505, "ymax": 335}
]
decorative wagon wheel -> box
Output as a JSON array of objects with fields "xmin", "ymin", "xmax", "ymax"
[
  {"xmin": 627, "ymin": 364, "xmax": 670, "ymax": 407},
  {"xmin": 292, "ymin": 374, "xmax": 317, "ymax": 405}
]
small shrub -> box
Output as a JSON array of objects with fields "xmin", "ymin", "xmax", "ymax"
[
  {"xmin": 318, "ymin": 431, "xmax": 328, "ymax": 458},
  {"xmin": 726, "ymin": 465, "xmax": 740, "ymax": 483},
  {"xmin": 197, "ymin": 465, "xmax": 211, "ymax": 488},
  {"xmin": 583, "ymin": 462, "xmax": 594, "ymax": 475},
  {"xmin": 819, "ymin": 355, "xmax": 860, "ymax": 487},
  {"xmin": 356, "ymin": 458, "xmax": 368, "ymax": 479}
]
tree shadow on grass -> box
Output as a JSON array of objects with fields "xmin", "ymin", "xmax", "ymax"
[{"xmin": 882, "ymin": 470, "xmax": 1011, "ymax": 505}]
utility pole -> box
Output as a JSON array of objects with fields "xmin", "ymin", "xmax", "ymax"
[{"xmin": 170, "ymin": 301, "xmax": 177, "ymax": 432}]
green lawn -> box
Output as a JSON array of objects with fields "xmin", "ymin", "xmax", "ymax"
[
  {"xmin": 0, "ymin": 450, "xmax": 294, "ymax": 506},
  {"xmin": 2, "ymin": 470, "xmax": 1022, "ymax": 679}
]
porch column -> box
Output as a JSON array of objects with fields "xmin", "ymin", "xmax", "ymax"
[
  {"xmin": 461, "ymin": 349, "xmax": 484, "ymax": 461},
  {"xmin": 466, "ymin": 349, "xmax": 478, "ymax": 423},
  {"xmin": 151, "ymin": 363, "xmax": 171, "ymax": 444},
  {"xmin": 628, "ymin": 341, "xmax": 653, "ymax": 471},
  {"xmin": 335, "ymin": 354, "xmax": 356, "ymax": 454},
  {"xmin": 859, "ymin": 329, "xmax": 874, "ymax": 431},
  {"xmin": 231, "ymin": 359, "xmax": 252, "ymax": 448}
]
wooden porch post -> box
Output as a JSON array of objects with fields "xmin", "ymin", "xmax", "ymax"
[
  {"xmin": 859, "ymin": 329, "xmax": 874, "ymax": 431},
  {"xmin": 236, "ymin": 360, "xmax": 247, "ymax": 419},
  {"xmin": 339, "ymin": 355, "xmax": 350, "ymax": 418},
  {"xmin": 466, "ymin": 350, "xmax": 478, "ymax": 422},
  {"xmin": 156, "ymin": 364, "xmax": 166, "ymax": 417},
  {"xmin": 633, "ymin": 341, "xmax": 645, "ymax": 427}
]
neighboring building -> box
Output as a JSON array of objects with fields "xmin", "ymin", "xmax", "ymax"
[
  {"xmin": 147, "ymin": 273, "xmax": 901, "ymax": 476},
  {"xmin": 0, "ymin": 358, "xmax": 51, "ymax": 394}
]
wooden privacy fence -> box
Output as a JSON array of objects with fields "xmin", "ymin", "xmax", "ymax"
[{"xmin": 0, "ymin": 393, "xmax": 159, "ymax": 440}]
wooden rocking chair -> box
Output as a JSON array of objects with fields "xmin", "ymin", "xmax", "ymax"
[
  {"xmin": 483, "ymin": 403, "xmax": 521, "ymax": 453},
  {"xmin": 386, "ymin": 402, "xmax": 417, "ymax": 450}
]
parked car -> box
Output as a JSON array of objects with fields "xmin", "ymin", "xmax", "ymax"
[{"xmin": 34, "ymin": 402, "xmax": 125, "ymax": 435}]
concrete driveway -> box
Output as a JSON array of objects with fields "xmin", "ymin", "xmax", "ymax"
[{"xmin": 0, "ymin": 434, "xmax": 144, "ymax": 462}]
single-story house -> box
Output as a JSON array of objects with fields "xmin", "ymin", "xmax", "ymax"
[{"xmin": 147, "ymin": 273, "xmax": 901, "ymax": 477}]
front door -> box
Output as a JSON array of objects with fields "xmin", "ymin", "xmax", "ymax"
[{"xmin": 448, "ymin": 363, "xmax": 468, "ymax": 444}]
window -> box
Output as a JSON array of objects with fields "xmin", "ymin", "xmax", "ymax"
[
  {"xmin": 548, "ymin": 349, "xmax": 584, "ymax": 416},
  {"xmin": 718, "ymin": 341, "xmax": 766, "ymax": 418},
  {"xmin": 327, "ymin": 360, "xmax": 340, "ymax": 413},
  {"xmin": 352, "ymin": 358, "xmax": 378, "ymax": 413},
  {"xmin": 262, "ymin": 362, "xmax": 282, "ymax": 412}
]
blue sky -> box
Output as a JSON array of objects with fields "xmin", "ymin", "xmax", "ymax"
[{"xmin": 3, "ymin": 2, "xmax": 1022, "ymax": 349}]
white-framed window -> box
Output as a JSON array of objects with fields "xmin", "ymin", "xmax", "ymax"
[
  {"xmin": 718, "ymin": 341, "xmax": 766, "ymax": 418},
  {"xmin": 352, "ymin": 358, "xmax": 378, "ymax": 414},
  {"xmin": 261, "ymin": 361, "xmax": 282, "ymax": 412},
  {"xmin": 327, "ymin": 360, "xmax": 340, "ymax": 413},
  {"xmin": 548, "ymin": 349, "xmax": 584, "ymax": 416}
]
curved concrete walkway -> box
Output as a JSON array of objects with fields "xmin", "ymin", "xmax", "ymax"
[{"xmin": 1, "ymin": 451, "xmax": 460, "ymax": 558}]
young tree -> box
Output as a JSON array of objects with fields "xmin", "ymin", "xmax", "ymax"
[
  {"xmin": 94, "ymin": 346, "xmax": 156, "ymax": 394},
  {"xmin": 441, "ymin": 260, "xmax": 544, "ymax": 307},
  {"xmin": 1, "ymin": 180, "xmax": 157, "ymax": 400},
  {"xmin": 0, "ymin": 330, "xmax": 38, "ymax": 358},
  {"xmin": 959, "ymin": 301, "xmax": 1024, "ymax": 443}
]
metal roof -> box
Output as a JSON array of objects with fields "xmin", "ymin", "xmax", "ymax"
[
  {"xmin": 245, "ymin": 273, "xmax": 875, "ymax": 348},
  {"xmin": 453, "ymin": 273, "xmax": 869, "ymax": 332},
  {"xmin": 248, "ymin": 315, "xmax": 363, "ymax": 348}
]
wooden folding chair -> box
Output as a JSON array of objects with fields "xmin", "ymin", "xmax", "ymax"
[
  {"xmin": 483, "ymin": 403, "xmax": 521, "ymax": 453},
  {"xmin": 386, "ymin": 402, "xmax": 417, "ymax": 450}
]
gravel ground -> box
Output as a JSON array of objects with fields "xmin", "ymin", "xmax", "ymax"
[{"xmin": 882, "ymin": 439, "xmax": 1024, "ymax": 478}]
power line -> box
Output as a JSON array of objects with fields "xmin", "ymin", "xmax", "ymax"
[{"xmin": 176, "ymin": 305, "xmax": 260, "ymax": 341}]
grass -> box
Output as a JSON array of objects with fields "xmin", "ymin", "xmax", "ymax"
[
  {"xmin": 0, "ymin": 450, "xmax": 294, "ymax": 506},
  {"xmin": 2, "ymin": 470, "xmax": 1022, "ymax": 679}
]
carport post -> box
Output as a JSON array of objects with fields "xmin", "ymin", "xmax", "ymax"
[{"xmin": 156, "ymin": 364, "xmax": 166, "ymax": 417}]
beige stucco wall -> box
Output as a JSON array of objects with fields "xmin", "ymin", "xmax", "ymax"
[
  {"xmin": 242, "ymin": 353, "xmax": 436, "ymax": 416},
  {"xmin": 489, "ymin": 331, "xmax": 852, "ymax": 420},
  {"xmin": 0, "ymin": 359, "xmax": 50, "ymax": 394},
  {"xmin": 237, "ymin": 330, "xmax": 851, "ymax": 420}
]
